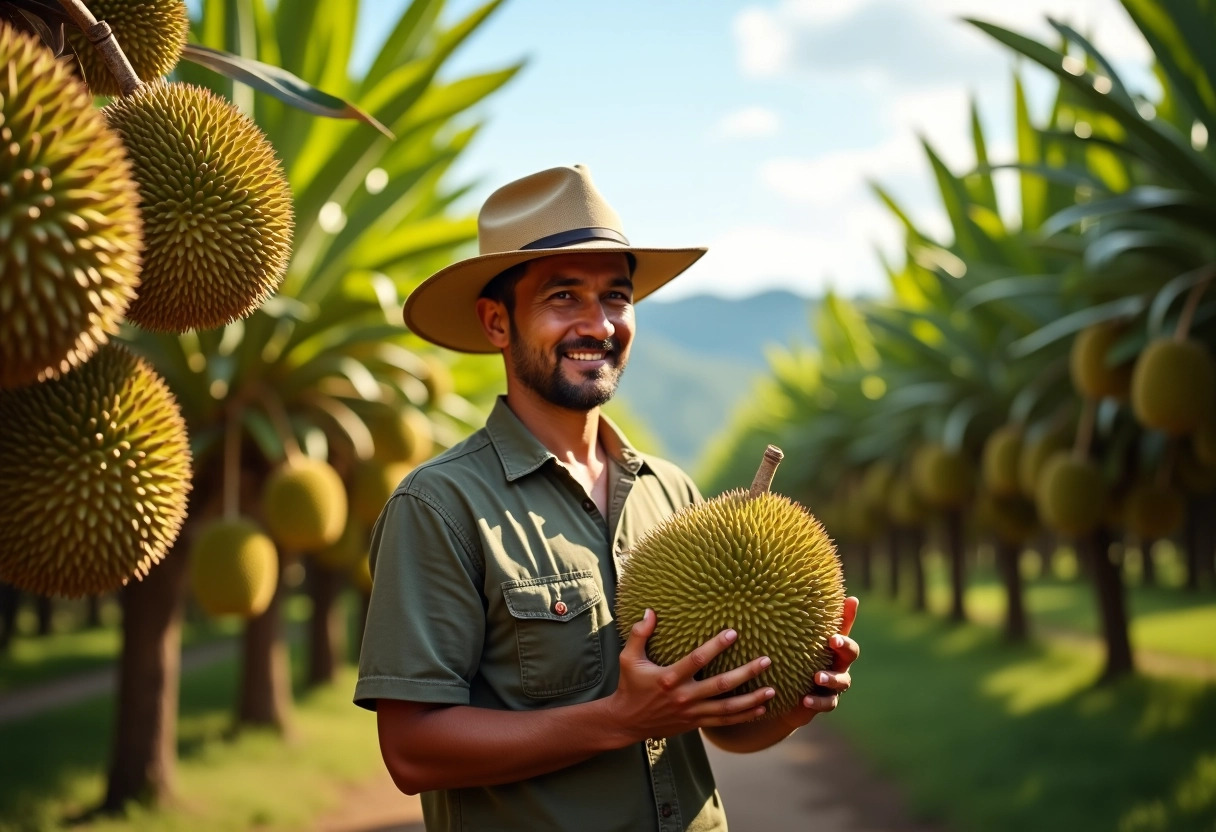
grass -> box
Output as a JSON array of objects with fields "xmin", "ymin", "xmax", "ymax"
[
  {"xmin": 833, "ymin": 596, "xmax": 1216, "ymax": 832},
  {"xmin": 0, "ymin": 648, "xmax": 381, "ymax": 831}
]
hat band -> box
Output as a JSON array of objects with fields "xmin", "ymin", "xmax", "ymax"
[{"xmin": 519, "ymin": 226, "xmax": 630, "ymax": 251}]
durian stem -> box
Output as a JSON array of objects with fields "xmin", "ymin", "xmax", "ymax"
[
  {"xmin": 57, "ymin": 0, "xmax": 144, "ymax": 97},
  {"xmin": 223, "ymin": 408, "xmax": 242, "ymax": 520},
  {"xmin": 1073, "ymin": 398, "xmax": 1097, "ymax": 460},
  {"xmin": 1175, "ymin": 267, "xmax": 1214, "ymax": 342},
  {"xmin": 259, "ymin": 389, "xmax": 304, "ymax": 466},
  {"xmin": 748, "ymin": 445, "xmax": 784, "ymax": 499}
]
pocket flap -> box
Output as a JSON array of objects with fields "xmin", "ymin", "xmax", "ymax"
[{"xmin": 502, "ymin": 571, "xmax": 601, "ymax": 622}]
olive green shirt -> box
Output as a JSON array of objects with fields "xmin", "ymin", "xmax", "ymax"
[{"xmin": 355, "ymin": 397, "xmax": 728, "ymax": 832}]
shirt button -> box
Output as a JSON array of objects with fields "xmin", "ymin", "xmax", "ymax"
[
  {"xmin": 660, "ymin": 803, "xmax": 673, "ymax": 818},
  {"xmin": 582, "ymin": 498, "xmax": 596, "ymax": 512},
  {"xmin": 553, "ymin": 600, "xmax": 568, "ymax": 615}
]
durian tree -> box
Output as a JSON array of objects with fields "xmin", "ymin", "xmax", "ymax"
[{"xmin": 117, "ymin": 0, "xmax": 518, "ymax": 734}]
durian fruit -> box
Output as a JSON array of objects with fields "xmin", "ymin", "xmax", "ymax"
[
  {"xmin": 887, "ymin": 477, "xmax": 926, "ymax": 528},
  {"xmin": 1070, "ymin": 323, "xmax": 1133, "ymax": 401},
  {"xmin": 976, "ymin": 492, "xmax": 1037, "ymax": 546},
  {"xmin": 189, "ymin": 517, "xmax": 278, "ymax": 617},
  {"xmin": 860, "ymin": 460, "xmax": 894, "ymax": 518},
  {"xmin": 66, "ymin": 0, "xmax": 188, "ymax": 97},
  {"xmin": 0, "ymin": 345, "xmax": 191, "ymax": 596},
  {"xmin": 1018, "ymin": 430, "xmax": 1068, "ymax": 499},
  {"xmin": 351, "ymin": 459, "xmax": 410, "ymax": 526},
  {"xmin": 911, "ymin": 443, "xmax": 972, "ymax": 509},
  {"xmin": 0, "ymin": 23, "xmax": 142, "ymax": 389},
  {"xmin": 982, "ymin": 426, "xmax": 1022, "ymax": 497},
  {"xmin": 1123, "ymin": 481, "xmax": 1185, "ymax": 541},
  {"xmin": 315, "ymin": 519, "xmax": 366, "ymax": 571},
  {"xmin": 616, "ymin": 447, "xmax": 845, "ymax": 718},
  {"xmin": 262, "ymin": 457, "xmax": 347, "ymax": 551},
  {"xmin": 367, "ymin": 404, "xmax": 433, "ymax": 464},
  {"xmin": 103, "ymin": 82, "xmax": 293, "ymax": 332},
  {"xmin": 1130, "ymin": 338, "xmax": 1216, "ymax": 436},
  {"xmin": 1034, "ymin": 452, "xmax": 1106, "ymax": 538}
]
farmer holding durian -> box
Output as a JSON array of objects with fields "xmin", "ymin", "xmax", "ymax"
[{"xmin": 354, "ymin": 164, "xmax": 861, "ymax": 831}]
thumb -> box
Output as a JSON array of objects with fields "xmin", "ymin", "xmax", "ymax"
[{"xmin": 622, "ymin": 608, "xmax": 656, "ymax": 660}]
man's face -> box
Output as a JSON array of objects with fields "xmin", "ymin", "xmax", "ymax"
[{"xmin": 503, "ymin": 252, "xmax": 635, "ymax": 411}]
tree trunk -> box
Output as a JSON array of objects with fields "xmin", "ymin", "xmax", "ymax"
[
  {"xmin": 0, "ymin": 583, "xmax": 18, "ymax": 651},
  {"xmin": 908, "ymin": 528, "xmax": 927, "ymax": 612},
  {"xmin": 306, "ymin": 563, "xmax": 345, "ymax": 687},
  {"xmin": 1184, "ymin": 502, "xmax": 1201, "ymax": 591},
  {"xmin": 944, "ymin": 509, "xmax": 966, "ymax": 622},
  {"xmin": 1139, "ymin": 540, "xmax": 1157, "ymax": 587},
  {"xmin": 1086, "ymin": 527, "xmax": 1134, "ymax": 682},
  {"xmin": 102, "ymin": 545, "xmax": 190, "ymax": 811},
  {"xmin": 237, "ymin": 557, "xmax": 293, "ymax": 734},
  {"xmin": 886, "ymin": 528, "xmax": 901, "ymax": 600},
  {"xmin": 995, "ymin": 539, "xmax": 1028, "ymax": 642},
  {"xmin": 35, "ymin": 595, "xmax": 53, "ymax": 636},
  {"xmin": 86, "ymin": 594, "xmax": 104, "ymax": 629}
]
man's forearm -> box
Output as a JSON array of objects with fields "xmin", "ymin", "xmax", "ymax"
[
  {"xmin": 378, "ymin": 698, "xmax": 633, "ymax": 794},
  {"xmin": 701, "ymin": 713, "xmax": 806, "ymax": 753}
]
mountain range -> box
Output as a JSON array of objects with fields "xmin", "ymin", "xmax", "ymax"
[{"xmin": 615, "ymin": 290, "xmax": 817, "ymax": 473}]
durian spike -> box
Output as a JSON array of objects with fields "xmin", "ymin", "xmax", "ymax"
[
  {"xmin": 748, "ymin": 445, "xmax": 784, "ymax": 499},
  {"xmin": 57, "ymin": 0, "xmax": 144, "ymax": 96}
]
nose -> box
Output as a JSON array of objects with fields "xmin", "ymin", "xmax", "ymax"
[{"xmin": 575, "ymin": 300, "xmax": 615, "ymax": 342}]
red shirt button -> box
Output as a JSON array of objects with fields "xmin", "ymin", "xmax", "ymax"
[{"xmin": 553, "ymin": 600, "xmax": 568, "ymax": 615}]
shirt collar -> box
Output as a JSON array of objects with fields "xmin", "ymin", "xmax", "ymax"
[{"xmin": 485, "ymin": 396, "xmax": 648, "ymax": 482}]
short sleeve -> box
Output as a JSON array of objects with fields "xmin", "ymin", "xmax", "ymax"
[{"xmin": 353, "ymin": 490, "xmax": 485, "ymax": 711}]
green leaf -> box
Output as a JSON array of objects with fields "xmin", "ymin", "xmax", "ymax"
[
  {"xmin": 362, "ymin": 0, "xmax": 445, "ymax": 93},
  {"xmin": 958, "ymin": 275, "xmax": 1064, "ymax": 311},
  {"xmin": 967, "ymin": 97, "xmax": 1000, "ymax": 215},
  {"xmin": 969, "ymin": 18, "xmax": 1216, "ymax": 193},
  {"xmin": 347, "ymin": 215, "xmax": 477, "ymax": 274},
  {"xmin": 1147, "ymin": 263, "xmax": 1216, "ymax": 337},
  {"xmin": 1008, "ymin": 295, "xmax": 1147, "ymax": 358},
  {"xmin": 1014, "ymin": 75, "xmax": 1048, "ymax": 232},
  {"xmin": 180, "ymin": 44, "xmax": 393, "ymax": 137},
  {"xmin": 1120, "ymin": 0, "xmax": 1216, "ymax": 134},
  {"xmin": 1041, "ymin": 186, "xmax": 1216, "ymax": 237}
]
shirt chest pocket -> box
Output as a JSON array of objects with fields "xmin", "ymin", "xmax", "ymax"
[{"xmin": 501, "ymin": 570, "xmax": 604, "ymax": 699}]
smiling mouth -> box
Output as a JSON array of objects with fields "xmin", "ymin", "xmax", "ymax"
[{"xmin": 565, "ymin": 351, "xmax": 609, "ymax": 362}]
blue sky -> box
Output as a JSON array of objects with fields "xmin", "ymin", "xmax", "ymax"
[{"xmin": 345, "ymin": 1, "xmax": 1154, "ymax": 300}]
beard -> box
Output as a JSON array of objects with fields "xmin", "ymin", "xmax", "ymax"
[{"xmin": 509, "ymin": 322, "xmax": 627, "ymax": 411}]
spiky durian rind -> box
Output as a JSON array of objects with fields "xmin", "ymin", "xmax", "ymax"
[
  {"xmin": 66, "ymin": 0, "xmax": 188, "ymax": 97},
  {"xmin": 616, "ymin": 490, "xmax": 845, "ymax": 718},
  {"xmin": 0, "ymin": 23, "xmax": 142, "ymax": 389},
  {"xmin": 0, "ymin": 345, "xmax": 191, "ymax": 596},
  {"xmin": 104, "ymin": 82, "xmax": 293, "ymax": 332}
]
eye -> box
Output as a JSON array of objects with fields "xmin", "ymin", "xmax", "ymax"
[{"xmin": 548, "ymin": 291, "xmax": 573, "ymax": 301}]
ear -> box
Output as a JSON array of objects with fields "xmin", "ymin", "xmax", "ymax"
[{"xmin": 475, "ymin": 297, "xmax": 510, "ymax": 350}]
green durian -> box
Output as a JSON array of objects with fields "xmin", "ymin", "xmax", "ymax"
[
  {"xmin": 616, "ymin": 448, "xmax": 845, "ymax": 718},
  {"xmin": 103, "ymin": 82, "xmax": 293, "ymax": 332},
  {"xmin": 66, "ymin": 0, "xmax": 188, "ymax": 96},
  {"xmin": 1131, "ymin": 338, "xmax": 1216, "ymax": 436},
  {"xmin": 1034, "ymin": 452, "xmax": 1106, "ymax": 538},
  {"xmin": 0, "ymin": 345, "xmax": 191, "ymax": 596},
  {"xmin": 189, "ymin": 517, "xmax": 278, "ymax": 617},
  {"xmin": 0, "ymin": 23, "xmax": 142, "ymax": 389},
  {"xmin": 262, "ymin": 457, "xmax": 347, "ymax": 552},
  {"xmin": 981, "ymin": 426, "xmax": 1022, "ymax": 497}
]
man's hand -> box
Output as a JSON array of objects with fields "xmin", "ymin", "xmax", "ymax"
[
  {"xmin": 775, "ymin": 595, "xmax": 860, "ymax": 731},
  {"xmin": 603, "ymin": 608, "xmax": 775, "ymax": 744},
  {"xmin": 701, "ymin": 595, "xmax": 861, "ymax": 753}
]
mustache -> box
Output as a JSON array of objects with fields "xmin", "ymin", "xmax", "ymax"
[{"xmin": 558, "ymin": 337, "xmax": 618, "ymax": 354}]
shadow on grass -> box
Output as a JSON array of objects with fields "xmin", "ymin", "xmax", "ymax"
[{"xmin": 834, "ymin": 596, "xmax": 1216, "ymax": 832}]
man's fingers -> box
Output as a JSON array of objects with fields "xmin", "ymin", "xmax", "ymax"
[
  {"xmin": 840, "ymin": 596, "xmax": 859, "ymax": 637},
  {"xmin": 667, "ymin": 628, "xmax": 739, "ymax": 681},
  {"xmin": 693, "ymin": 655, "xmax": 771, "ymax": 698},
  {"xmin": 813, "ymin": 670, "xmax": 851, "ymax": 693},
  {"xmin": 622, "ymin": 609, "xmax": 656, "ymax": 661},
  {"xmin": 694, "ymin": 685, "xmax": 775, "ymax": 719},
  {"xmin": 828, "ymin": 633, "xmax": 860, "ymax": 669}
]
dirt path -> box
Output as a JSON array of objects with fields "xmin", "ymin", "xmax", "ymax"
[{"xmin": 311, "ymin": 722, "xmax": 938, "ymax": 832}]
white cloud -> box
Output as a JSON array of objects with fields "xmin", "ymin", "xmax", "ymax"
[
  {"xmin": 733, "ymin": 0, "xmax": 1150, "ymax": 89},
  {"xmin": 715, "ymin": 106, "xmax": 781, "ymax": 139}
]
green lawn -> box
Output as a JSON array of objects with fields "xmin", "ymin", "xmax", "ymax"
[
  {"xmin": 834, "ymin": 597, "xmax": 1216, "ymax": 832},
  {"xmin": 0, "ymin": 656, "xmax": 382, "ymax": 832}
]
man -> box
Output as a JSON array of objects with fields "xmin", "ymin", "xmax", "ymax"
[{"xmin": 355, "ymin": 164, "xmax": 860, "ymax": 831}]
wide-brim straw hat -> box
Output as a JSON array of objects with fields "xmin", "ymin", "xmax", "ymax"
[{"xmin": 403, "ymin": 164, "xmax": 707, "ymax": 353}]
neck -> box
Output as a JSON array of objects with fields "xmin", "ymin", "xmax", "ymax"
[{"xmin": 504, "ymin": 386, "xmax": 602, "ymax": 467}]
